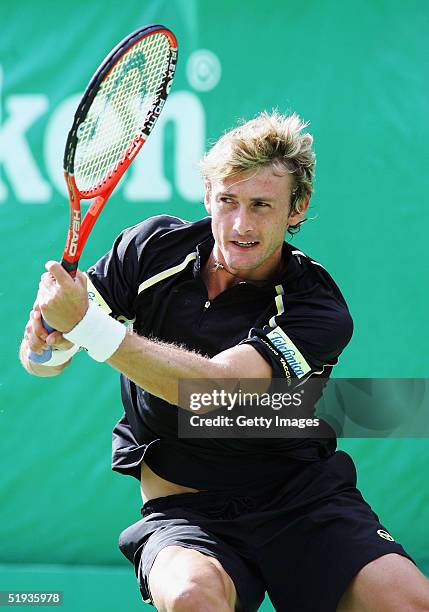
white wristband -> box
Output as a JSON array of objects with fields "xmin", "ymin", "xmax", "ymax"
[
  {"xmin": 39, "ymin": 343, "xmax": 80, "ymax": 366},
  {"xmin": 63, "ymin": 301, "xmax": 126, "ymax": 362}
]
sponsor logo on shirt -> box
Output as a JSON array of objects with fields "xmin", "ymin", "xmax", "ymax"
[
  {"xmin": 258, "ymin": 337, "xmax": 293, "ymax": 385},
  {"xmin": 85, "ymin": 274, "xmax": 112, "ymax": 314},
  {"xmin": 266, "ymin": 327, "xmax": 311, "ymax": 378}
]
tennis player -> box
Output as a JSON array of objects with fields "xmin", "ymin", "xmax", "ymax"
[{"xmin": 21, "ymin": 112, "xmax": 429, "ymax": 611}]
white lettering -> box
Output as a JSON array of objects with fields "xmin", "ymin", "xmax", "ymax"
[
  {"xmin": 0, "ymin": 66, "xmax": 51, "ymax": 203},
  {"xmin": 1, "ymin": 65, "xmax": 207, "ymax": 205},
  {"xmin": 236, "ymin": 416, "xmax": 273, "ymax": 428},
  {"xmin": 190, "ymin": 415, "xmax": 234, "ymax": 427},
  {"xmin": 68, "ymin": 209, "xmax": 81, "ymax": 256},
  {"xmin": 124, "ymin": 91, "xmax": 205, "ymax": 202}
]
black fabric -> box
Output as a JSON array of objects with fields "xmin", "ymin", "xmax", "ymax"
[
  {"xmin": 87, "ymin": 215, "xmax": 354, "ymax": 488},
  {"xmin": 119, "ymin": 451, "xmax": 414, "ymax": 612}
]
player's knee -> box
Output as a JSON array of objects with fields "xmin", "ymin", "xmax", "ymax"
[
  {"xmin": 166, "ymin": 576, "xmax": 232, "ymax": 612},
  {"xmin": 408, "ymin": 584, "xmax": 429, "ymax": 612},
  {"xmin": 167, "ymin": 580, "xmax": 211, "ymax": 611},
  {"xmin": 149, "ymin": 546, "xmax": 236, "ymax": 611}
]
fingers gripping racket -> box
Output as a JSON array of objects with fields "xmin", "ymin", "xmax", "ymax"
[{"xmin": 29, "ymin": 24, "xmax": 178, "ymax": 363}]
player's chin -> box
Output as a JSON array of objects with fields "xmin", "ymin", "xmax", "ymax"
[{"xmin": 225, "ymin": 252, "xmax": 263, "ymax": 272}]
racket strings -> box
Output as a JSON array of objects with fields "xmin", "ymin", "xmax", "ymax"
[{"xmin": 74, "ymin": 32, "xmax": 171, "ymax": 192}]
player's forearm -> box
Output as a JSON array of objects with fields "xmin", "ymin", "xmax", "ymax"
[
  {"xmin": 19, "ymin": 339, "xmax": 71, "ymax": 377},
  {"xmin": 107, "ymin": 332, "xmax": 232, "ymax": 405},
  {"xmin": 35, "ymin": 268, "xmax": 271, "ymax": 402}
]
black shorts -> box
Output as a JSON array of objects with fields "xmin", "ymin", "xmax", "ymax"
[{"xmin": 119, "ymin": 451, "xmax": 413, "ymax": 612}]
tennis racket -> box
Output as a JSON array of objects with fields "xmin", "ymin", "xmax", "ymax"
[{"xmin": 29, "ymin": 24, "xmax": 178, "ymax": 362}]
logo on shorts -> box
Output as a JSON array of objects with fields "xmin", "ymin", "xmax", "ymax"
[{"xmin": 377, "ymin": 529, "xmax": 395, "ymax": 541}]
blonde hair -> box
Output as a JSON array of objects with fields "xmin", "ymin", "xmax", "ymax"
[{"xmin": 199, "ymin": 111, "xmax": 316, "ymax": 232}]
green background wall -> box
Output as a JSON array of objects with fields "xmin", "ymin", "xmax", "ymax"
[{"xmin": 1, "ymin": 1, "xmax": 428, "ymax": 609}]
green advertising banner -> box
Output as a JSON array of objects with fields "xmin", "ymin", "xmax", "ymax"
[{"xmin": 1, "ymin": 1, "xmax": 428, "ymax": 610}]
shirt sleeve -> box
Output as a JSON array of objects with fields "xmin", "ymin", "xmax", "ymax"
[
  {"xmin": 85, "ymin": 215, "xmax": 186, "ymax": 320},
  {"xmin": 240, "ymin": 279, "xmax": 354, "ymax": 382}
]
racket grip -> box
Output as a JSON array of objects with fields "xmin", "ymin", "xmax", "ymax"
[{"xmin": 28, "ymin": 316, "xmax": 56, "ymax": 363}]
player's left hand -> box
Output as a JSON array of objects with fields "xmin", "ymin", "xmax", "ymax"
[{"xmin": 37, "ymin": 261, "xmax": 89, "ymax": 332}]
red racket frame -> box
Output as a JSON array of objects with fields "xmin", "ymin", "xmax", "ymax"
[{"xmin": 62, "ymin": 26, "xmax": 178, "ymax": 276}]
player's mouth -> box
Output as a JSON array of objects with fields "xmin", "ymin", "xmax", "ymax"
[{"xmin": 230, "ymin": 240, "xmax": 259, "ymax": 249}]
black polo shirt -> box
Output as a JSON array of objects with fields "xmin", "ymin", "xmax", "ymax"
[{"xmin": 87, "ymin": 215, "xmax": 353, "ymax": 490}]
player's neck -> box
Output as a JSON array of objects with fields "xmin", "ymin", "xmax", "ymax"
[
  {"xmin": 201, "ymin": 250, "xmax": 283, "ymax": 300},
  {"xmin": 199, "ymin": 251, "xmax": 239, "ymax": 299}
]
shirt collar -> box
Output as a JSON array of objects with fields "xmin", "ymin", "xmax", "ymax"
[{"xmin": 193, "ymin": 236, "xmax": 294, "ymax": 292}]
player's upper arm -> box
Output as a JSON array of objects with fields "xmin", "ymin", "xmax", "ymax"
[{"xmin": 210, "ymin": 343, "xmax": 273, "ymax": 379}]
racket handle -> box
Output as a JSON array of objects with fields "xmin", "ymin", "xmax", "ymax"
[
  {"xmin": 28, "ymin": 316, "xmax": 56, "ymax": 363},
  {"xmin": 28, "ymin": 258, "xmax": 75, "ymax": 363}
]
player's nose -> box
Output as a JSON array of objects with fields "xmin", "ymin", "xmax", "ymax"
[{"xmin": 232, "ymin": 206, "xmax": 254, "ymax": 235}]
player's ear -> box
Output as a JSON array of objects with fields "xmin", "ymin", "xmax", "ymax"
[
  {"xmin": 204, "ymin": 180, "xmax": 212, "ymax": 214},
  {"xmin": 288, "ymin": 193, "xmax": 310, "ymax": 227}
]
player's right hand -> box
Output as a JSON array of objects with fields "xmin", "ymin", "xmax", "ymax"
[{"xmin": 24, "ymin": 302, "xmax": 74, "ymax": 356}]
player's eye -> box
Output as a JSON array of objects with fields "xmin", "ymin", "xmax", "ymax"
[
  {"xmin": 254, "ymin": 201, "xmax": 270, "ymax": 208},
  {"xmin": 219, "ymin": 196, "xmax": 235, "ymax": 204}
]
